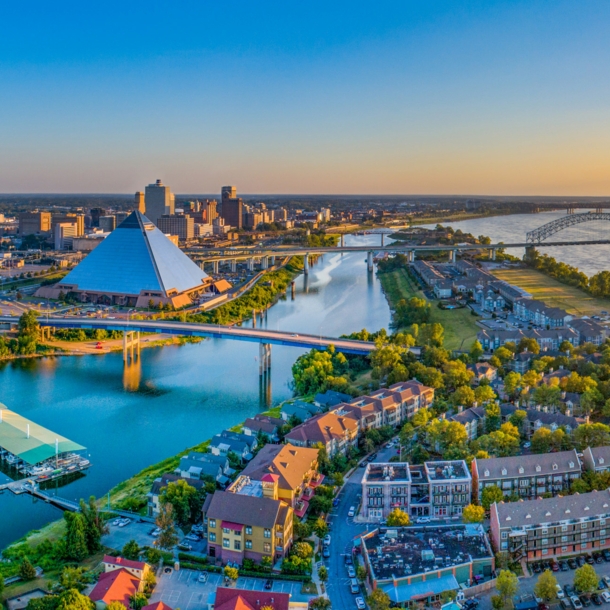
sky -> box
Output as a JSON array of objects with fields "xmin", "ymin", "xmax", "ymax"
[{"xmin": 1, "ymin": 1, "xmax": 609, "ymax": 195}]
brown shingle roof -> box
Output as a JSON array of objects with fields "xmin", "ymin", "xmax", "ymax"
[{"xmin": 206, "ymin": 490, "xmax": 282, "ymax": 529}]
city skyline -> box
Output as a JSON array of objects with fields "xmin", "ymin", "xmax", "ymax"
[{"xmin": 1, "ymin": 0, "xmax": 610, "ymax": 195}]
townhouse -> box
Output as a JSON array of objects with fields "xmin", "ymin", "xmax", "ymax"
[
  {"xmin": 148, "ymin": 473, "xmax": 209, "ymax": 517},
  {"xmin": 89, "ymin": 556, "xmax": 152, "ymax": 608},
  {"xmin": 175, "ymin": 452, "xmax": 233, "ymax": 485},
  {"xmin": 284, "ymin": 408, "xmax": 359, "ymax": 457},
  {"xmin": 447, "ymin": 406, "xmax": 486, "ymax": 441},
  {"xmin": 490, "ymin": 489, "xmax": 610, "ymax": 562},
  {"xmin": 513, "ymin": 298, "xmax": 572, "ymax": 328},
  {"xmin": 314, "ymin": 390, "xmax": 352, "ymax": 409},
  {"xmin": 582, "ymin": 446, "xmax": 610, "ymax": 474},
  {"xmin": 361, "ymin": 460, "xmax": 472, "ymax": 521},
  {"xmin": 469, "ymin": 362, "xmax": 498, "ymax": 384},
  {"xmin": 413, "ymin": 260, "xmax": 445, "ymax": 286},
  {"xmin": 500, "ymin": 404, "xmax": 581, "ymax": 438},
  {"xmin": 568, "ymin": 318, "xmax": 607, "ymax": 346},
  {"xmin": 242, "ymin": 414, "xmax": 285, "ymax": 441},
  {"xmin": 280, "ymin": 400, "xmax": 321, "ymax": 423},
  {"xmin": 434, "ymin": 280, "xmax": 454, "ymax": 299},
  {"xmin": 477, "ymin": 328, "xmax": 579, "ymax": 351},
  {"xmin": 472, "ymin": 450, "xmax": 582, "ymax": 502},
  {"xmin": 203, "ymin": 474, "xmax": 293, "ymax": 565},
  {"xmin": 210, "ymin": 431, "xmax": 258, "ymax": 462}
]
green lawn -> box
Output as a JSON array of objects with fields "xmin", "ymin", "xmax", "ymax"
[
  {"xmin": 494, "ymin": 267, "xmax": 610, "ymax": 317},
  {"xmin": 378, "ymin": 268, "xmax": 480, "ymax": 351}
]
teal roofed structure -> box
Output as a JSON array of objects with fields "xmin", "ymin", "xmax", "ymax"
[{"xmin": 37, "ymin": 211, "xmax": 211, "ymax": 308}]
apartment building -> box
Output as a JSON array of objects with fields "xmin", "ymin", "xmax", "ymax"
[
  {"xmin": 513, "ymin": 298, "xmax": 572, "ymax": 328},
  {"xmin": 447, "ymin": 406, "xmax": 486, "ymax": 441},
  {"xmin": 582, "ymin": 446, "xmax": 610, "ymax": 474},
  {"xmin": 477, "ymin": 328, "xmax": 579, "ymax": 351},
  {"xmin": 412, "ymin": 260, "xmax": 445, "ymax": 286},
  {"xmin": 361, "ymin": 460, "xmax": 471, "ymax": 521},
  {"xmin": 203, "ymin": 474, "xmax": 293, "ymax": 565},
  {"xmin": 490, "ymin": 489, "xmax": 610, "ymax": 562},
  {"xmin": 500, "ymin": 404, "xmax": 581, "ymax": 437},
  {"xmin": 568, "ymin": 318, "xmax": 607, "ymax": 346},
  {"xmin": 472, "ymin": 450, "xmax": 581, "ymax": 502}
]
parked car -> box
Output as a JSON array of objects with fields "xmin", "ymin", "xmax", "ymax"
[
  {"xmin": 355, "ymin": 598, "xmax": 367, "ymax": 610},
  {"xmin": 565, "ymin": 585, "xmax": 576, "ymax": 597},
  {"xmin": 264, "ymin": 580, "xmax": 272, "ymax": 590},
  {"xmin": 571, "ymin": 596, "xmax": 583, "ymax": 610},
  {"xmin": 603, "ymin": 551, "xmax": 610, "ymax": 562},
  {"xmin": 556, "ymin": 586, "xmax": 566, "ymax": 599},
  {"xmin": 112, "ymin": 518, "xmax": 121, "ymax": 526},
  {"xmin": 523, "ymin": 442, "xmax": 531, "ymax": 449},
  {"xmin": 348, "ymin": 506, "xmax": 356, "ymax": 517},
  {"xmin": 367, "ymin": 453, "xmax": 378, "ymax": 463},
  {"xmin": 350, "ymin": 579, "xmax": 360, "ymax": 594},
  {"xmin": 560, "ymin": 600, "xmax": 572, "ymax": 610},
  {"xmin": 416, "ymin": 517, "xmax": 431, "ymax": 524},
  {"xmin": 198, "ymin": 572, "xmax": 208, "ymax": 583},
  {"xmin": 323, "ymin": 534, "xmax": 331, "ymax": 546},
  {"xmin": 569, "ymin": 559, "xmax": 579, "ymax": 570},
  {"xmin": 602, "ymin": 593, "xmax": 610, "ymax": 604},
  {"xmin": 532, "ymin": 563, "xmax": 542, "ymax": 574},
  {"xmin": 323, "ymin": 547, "xmax": 331, "ymax": 559},
  {"xmin": 185, "ymin": 534, "xmax": 199, "ymax": 541},
  {"xmin": 591, "ymin": 594, "xmax": 603, "ymax": 606},
  {"xmin": 178, "ymin": 543, "xmax": 192, "ymax": 551},
  {"xmin": 332, "ymin": 498, "xmax": 340, "ymax": 508},
  {"xmin": 603, "ymin": 577, "xmax": 610, "ymax": 589},
  {"xmin": 577, "ymin": 556, "xmax": 587, "ymax": 567},
  {"xmin": 152, "ymin": 527, "xmax": 161, "ymax": 537},
  {"xmin": 560, "ymin": 561, "xmax": 569, "ymax": 571},
  {"xmin": 348, "ymin": 566, "xmax": 356, "ymax": 578},
  {"xmin": 586, "ymin": 555, "xmax": 595, "ymax": 565},
  {"xmin": 580, "ymin": 596, "xmax": 592, "ymax": 608},
  {"xmin": 551, "ymin": 560, "xmax": 560, "ymax": 572},
  {"xmin": 345, "ymin": 554, "xmax": 353, "ymax": 565}
]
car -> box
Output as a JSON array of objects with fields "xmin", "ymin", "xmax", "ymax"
[
  {"xmin": 604, "ymin": 578, "xmax": 610, "ymax": 590},
  {"xmin": 581, "ymin": 596, "xmax": 592, "ymax": 608},
  {"xmin": 178, "ymin": 543, "xmax": 193, "ymax": 551},
  {"xmin": 586, "ymin": 555, "xmax": 596, "ymax": 565},
  {"xmin": 561, "ymin": 601, "xmax": 572, "ymax": 610},
  {"xmin": 386, "ymin": 442, "xmax": 394, "ymax": 449},
  {"xmin": 185, "ymin": 534, "xmax": 199, "ymax": 541},
  {"xmin": 557, "ymin": 586, "xmax": 566, "ymax": 599},
  {"xmin": 345, "ymin": 554, "xmax": 354, "ymax": 565},
  {"xmin": 348, "ymin": 506, "xmax": 356, "ymax": 517},
  {"xmin": 112, "ymin": 518, "xmax": 121, "ymax": 526},
  {"xmin": 356, "ymin": 598, "xmax": 367, "ymax": 610},
  {"xmin": 524, "ymin": 442, "xmax": 532, "ymax": 449},
  {"xmin": 600, "ymin": 581, "xmax": 607, "ymax": 591},
  {"xmin": 592, "ymin": 595, "xmax": 603, "ymax": 606},
  {"xmin": 323, "ymin": 547, "xmax": 331, "ymax": 559},
  {"xmin": 602, "ymin": 593, "xmax": 610, "ymax": 604},
  {"xmin": 569, "ymin": 559, "xmax": 579, "ymax": 569},
  {"xmin": 359, "ymin": 462, "xmax": 367, "ymax": 468},
  {"xmin": 560, "ymin": 561, "xmax": 569, "ymax": 571},
  {"xmin": 350, "ymin": 579, "xmax": 360, "ymax": 594},
  {"xmin": 566, "ymin": 585, "xmax": 576, "ymax": 597},
  {"xmin": 577, "ymin": 556, "xmax": 587, "ymax": 567},
  {"xmin": 416, "ymin": 517, "xmax": 431, "ymax": 524},
  {"xmin": 323, "ymin": 535, "xmax": 331, "ymax": 546},
  {"xmin": 597, "ymin": 555, "xmax": 605, "ymax": 564},
  {"xmin": 332, "ymin": 498, "xmax": 340, "ymax": 507},
  {"xmin": 603, "ymin": 551, "xmax": 610, "ymax": 562},
  {"xmin": 198, "ymin": 572, "xmax": 208, "ymax": 583},
  {"xmin": 463, "ymin": 601, "xmax": 479, "ymax": 610},
  {"xmin": 264, "ymin": 579, "xmax": 272, "ymax": 590},
  {"xmin": 367, "ymin": 453, "xmax": 378, "ymax": 462},
  {"xmin": 348, "ymin": 566, "xmax": 356, "ymax": 578},
  {"xmin": 539, "ymin": 604, "xmax": 550, "ymax": 610},
  {"xmin": 571, "ymin": 596, "xmax": 584, "ymax": 610},
  {"xmin": 532, "ymin": 563, "xmax": 542, "ymax": 574},
  {"xmin": 152, "ymin": 527, "xmax": 161, "ymax": 537},
  {"xmin": 552, "ymin": 560, "xmax": 560, "ymax": 572}
]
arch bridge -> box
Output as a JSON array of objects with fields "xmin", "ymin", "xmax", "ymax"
[{"xmin": 526, "ymin": 212, "xmax": 610, "ymax": 244}]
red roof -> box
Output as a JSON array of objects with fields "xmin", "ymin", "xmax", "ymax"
[
  {"xmin": 143, "ymin": 603, "xmax": 174, "ymax": 610},
  {"xmin": 214, "ymin": 588, "xmax": 290, "ymax": 610},
  {"xmin": 261, "ymin": 473, "xmax": 280, "ymax": 483},
  {"xmin": 89, "ymin": 568, "xmax": 140, "ymax": 607},
  {"xmin": 104, "ymin": 554, "xmax": 147, "ymax": 571}
]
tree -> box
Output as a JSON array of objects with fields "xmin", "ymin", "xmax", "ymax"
[
  {"xmin": 294, "ymin": 521, "xmax": 312, "ymax": 540},
  {"xmin": 292, "ymin": 542, "xmax": 314, "ymax": 559},
  {"xmin": 367, "ymin": 589, "xmax": 391, "ymax": 610},
  {"xmin": 419, "ymin": 323, "xmax": 444, "ymax": 347},
  {"xmin": 64, "ymin": 513, "xmax": 88, "ymax": 561},
  {"xmin": 356, "ymin": 565, "xmax": 367, "ymax": 582},
  {"xmin": 475, "ymin": 385, "xmax": 497, "ymax": 405},
  {"xmin": 160, "ymin": 479, "xmax": 201, "ymax": 527},
  {"xmin": 469, "ymin": 340, "xmax": 484, "ymax": 363},
  {"xmin": 574, "ymin": 564, "xmax": 598, "ymax": 596},
  {"xmin": 27, "ymin": 597, "xmax": 59, "ymax": 610},
  {"xmin": 503, "ymin": 372, "xmax": 522, "ymax": 398},
  {"xmin": 450, "ymin": 386, "xmax": 476, "ymax": 408},
  {"xmin": 535, "ymin": 570, "xmax": 558, "ymax": 602},
  {"xmin": 443, "ymin": 360, "xmax": 474, "ymax": 388},
  {"xmin": 318, "ymin": 565, "xmax": 328, "ymax": 583},
  {"xmin": 309, "ymin": 598, "xmax": 332, "ymax": 610},
  {"xmin": 59, "ymin": 567, "xmax": 88, "ymax": 592},
  {"xmin": 156, "ymin": 503, "xmax": 179, "ymax": 550},
  {"xmin": 411, "ymin": 408, "xmax": 432, "ymax": 428},
  {"xmin": 484, "ymin": 402, "xmax": 501, "ymax": 433},
  {"xmin": 386, "ymin": 508, "xmax": 410, "ymax": 526},
  {"xmin": 508, "ymin": 409, "xmax": 528, "ymax": 435},
  {"xmin": 573, "ymin": 423, "xmax": 610, "ymax": 450},
  {"xmin": 531, "ymin": 428, "xmax": 552, "ymax": 454},
  {"xmin": 462, "ymin": 504, "xmax": 485, "ymax": 523},
  {"xmin": 517, "ymin": 337, "xmax": 540, "ymax": 354},
  {"xmin": 496, "ymin": 569, "xmax": 519, "ymax": 606},
  {"xmin": 79, "ymin": 496, "xmax": 104, "ymax": 554},
  {"xmin": 481, "ymin": 485, "xmax": 504, "ymax": 511},
  {"xmin": 224, "ymin": 566, "xmax": 239, "ymax": 581},
  {"xmin": 122, "ymin": 539, "xmax": 140, "ymax": 561},
  {"xmin": 56, "ymin": 589, "xmax": 94, "ymax": 610},
  {"xmin": 129, "ymin": 593, "xmax": 148, "ymax": 610},
  {"xmin": 313, "ymin": 517, "xmax": 328, "ymax": 538},
  {"xmin": 19, "ymin": 557, "xmax": 37, "ymax": 581},
  {"xmin": 106, "ymin": 603, "xmax": 127, "ymax": 610}
]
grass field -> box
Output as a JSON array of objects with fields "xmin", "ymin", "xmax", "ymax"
[
  {"xmin": 378, "ymin": 268, "xmax": 480, "ymax": 351},
  {"xmin": 493, "ymin": 267, "xmax": 610, "ymax": 317}
]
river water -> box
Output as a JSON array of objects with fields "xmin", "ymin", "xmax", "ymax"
[
  {"xmin": 0, "ymin": 234, "xmax": 391, "ymax": 549},
  {"xmin": 425, "ymin": 210, "xmax": 610, "ymax": 277}
]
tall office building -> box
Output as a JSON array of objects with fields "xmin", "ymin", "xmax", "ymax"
[
  {"xmin": 19, "ymin": 211, "xmax": 52, "ymax": 235},
  {"xmin": 52, "ymin": 213, "xmax": 85, "ymax": 237},
  {"xmin": 99, "ymin": 215, "xmax": 117, "ymax": 232},
  {"xmin": 202, "ymin": 199, "xmax": 218, "ymax": 224},
  {"xmin": 157, "ymin": 214, "xmax": 195, "ymax": 241},
  {"xmin": 54, "ymin": 222, "xmax": 78, "ymax": 250},
  {"xmin": 145, "ymin": 179, "xmax": 175, "ymax": 225},
  {"xmin": 134, "ymin": 192, "xmax": 146, "ymax": 213},
  {"xmin": 90, "ymin": 208, "xmax": 106, "ymax": 228},
  {"xmin": 220, "ymin": 186, "xmax": 243, "ymax": 229}
]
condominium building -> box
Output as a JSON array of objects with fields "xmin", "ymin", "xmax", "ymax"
[
  {"xmin": 145, "ymin": 179, "xmax": 175, "ymax": 225},
  {"xmin": 18, "ymin": 211, "xmax": 52, "ymax": 235},
  {"xmin": 582, "ymin": 446, "xmax": 610, "ymax": 474},
  {"xmin": 472, "ymin": 450, "xmax": 581, "ymax": 502},
  {"xmin": 157, "ymin": 214, "xmax": 195, "ymax": 241},
  {"xmin": 490, "ymin": 489, "xmax": 610, "ymax": 562}
]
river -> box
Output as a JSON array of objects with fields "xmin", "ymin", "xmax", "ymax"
[
  {"xmin": 0, "ymin": 234, "xmax": 391, "ymax": 549},
  {"xmin": 426, "ymin": 210, "xmax": 610, "ymax": 277}
]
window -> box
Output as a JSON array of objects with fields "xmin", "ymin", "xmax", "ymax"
[
  {"xmin": 223, "ymin": 528, "xmax": 230, "ymax": 534},
  {"xmin": 264, "ymin": 543, "xmax": 271, "ymax": 553},
  {"xmin": 562, "ymin": 536, "xmax": 568, "ymax": 542},
  {"xmin": 602, "ymin": 540, "xmax": 607, "ymax": 546},
  {"xmin": 209, "ymin": 532, "xmax": 216, "ymax": 542},
  {"xmin": 582, "ymin": 522, "xmax": 588, "ymax": 529},
  {"xmin": 264, "ymin": 528, "xmax": 271, "ymax": 538},
  {"xmin": 501, "ymin": 542, "xmax": 508, "ymax": 550},
  {"xmin": 501, "ymin": 532, "xmax": 508, "ymax": 540},
  {"xmin": 562, "ymin": 525, "xmax": 568, "ymax": 532},
  {"xmin": 245, "ymin": 540, "xmax": 252, "ymax": 549},
  {"xmin": 223, "ymin": 538, "xmax": 230, "ymax": 548},
  {"xmin": 582, "ymin": 533, "xmax": 588, "ymax": 540},
  {"xmin": 582, "ymin": 543, "xmax": 588, "ymax": 549},
  {"xmin": 601, "ymin": 519, "xmax": 606, "ymax": 525},
  {"xmin": 234, "ymin": 540, "xmax": 241, "ymax": 551},
  {"xmin": 245, "ymin": 526, "xmax": 252, "ymax": 535},
  {"xmin": 542, "ymin": 539, "xmax": 548, "ymax": 545},
  {"xmin": 209, "ymin": 519, "xmax": 216, "ymax": 528},
  {"xmin": 541, "ymin": 528, "xmax": 548, "ymax": 534},
  {"xmin": 562, "ymin": 546, "xmax": 568, "ymax": 552},
  {"xmin": 542, "ymin": 549, "xmax": 548, "ymax": 555},
  {"xmin": 601, "ymin": 530, "xmax": 607, "ymax": 537}
]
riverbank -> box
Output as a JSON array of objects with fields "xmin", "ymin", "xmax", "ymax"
[
  {"xmin": 377, "ymin": 267, "xmax": 479, "ymax": 351},
  {"xmin": 493, "ymin": 266, "xmax": 610, "ymax": 317}
]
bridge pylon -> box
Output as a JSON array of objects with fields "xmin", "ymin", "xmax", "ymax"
[
  {"xmin": 123, "ymin": 331, "xmax": 140, "ymax": 363},
  {"xmin": 259, "ymin": 342, "xmax": 271, "ymax": 375}
]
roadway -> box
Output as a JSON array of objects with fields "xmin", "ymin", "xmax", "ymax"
[{"xmin": 0, "ymin": 315, "xmax": 376, "ymax": 355}]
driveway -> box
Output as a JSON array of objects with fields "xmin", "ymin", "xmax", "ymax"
[{"xmin": 149, "ymin": 568, "xmax": 314, "ymax": 610}]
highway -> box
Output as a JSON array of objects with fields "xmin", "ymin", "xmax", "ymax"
[{"xmin": 0, "ymin": 315, "xmax": 376, "ymax": 355}]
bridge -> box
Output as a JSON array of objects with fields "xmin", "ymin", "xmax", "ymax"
[{"xmin": 526, "ymin": 212, "xmax": 610, "ymax": 244}]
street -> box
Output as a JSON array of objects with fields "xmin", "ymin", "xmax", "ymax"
[{"xmin": 324, "ymin": 443, "xmax": 398, "ymax": 610}]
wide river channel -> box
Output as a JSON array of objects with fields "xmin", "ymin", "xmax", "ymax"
[{"xmin": 0, "ymin": 234, "xmax": 391, "ymax": 549}]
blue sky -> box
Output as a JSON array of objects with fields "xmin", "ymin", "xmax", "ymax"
[{"xmin": 1, "ymin": 1, "xmax": 609, "ymax": 194}]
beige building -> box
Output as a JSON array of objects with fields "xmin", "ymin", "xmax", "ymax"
[
  {"xmin": 54, "ymin": 222, "xmax": 78, "ymax": 250},
  {"xmin": 52, "ymin": 213, "xmax": 85, "ymax": 237},
  {"xmin": 134, "ymin": 191, "xmax": 146, "ymax": 213},
  {"xmin": 157, "ymin": 214, "xmax": 195, "ymax": 241},
  {"xmin": 145, "ymin": 179, "xmax": 175, "ymax": 225},
  {"xmin": 19, "ymin": 211, "xmax": 52, "ymax": 235}
]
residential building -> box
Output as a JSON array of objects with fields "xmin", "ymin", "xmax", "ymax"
[
  {"xmin": 387, "ymin": 380, "xmax": 435, "ymax": 419},
  {"xmin": 582, "ymin": 446, "xmax": 610, "ymax": 474},
  {"xmin": 412, "ymin": 260, "xmax": 445, "ymax": 286},
  {"xmin": 157, "ymin": 214, "xmax": 195, "ymax": 241},
  {"xmin": 242, "ymin": 414, "xmax": 285, "ymax": 441},
  {"xmin": 148, "ymin": 473, "xmax": 209, "ymax": 517},
  {"xmin": 145, "ymin": 179, "xmax": 175, "ymax": 225},
  {"xmin": 434, "ymin": 280, "xmax": 453, "ymax": 299},
  {"xmin": 361, "ymin": 524, "xmax": 494, "ymax": 606},
  {"xmin": 52, "ymin": 213, "xmax": 85, "ymax": 236},
  {"xmin": 568, "ymin": 318, "xmax": 606, "ymax": 346},
  {"xmin": 220, "ymin": 186, "xmax": 243, "ymax": 230},
  {"xmin": 425, "ymin": 460, "xmax": 472, "ymax": 519},
  {"xmin": 18, "ymin": 211, "xmax": 51, "ymax": 235},
  {"xmin": 280, "ymin": 401, "xmax": 321, "ymax": 423},
  {"xmin": 241, "ymin": 443, "xmax": 322, "ymax": 517},
  {"xmin": 509, "ymin": 351, "xmax": 535, "ymax": 373},
  {"xmin": 209, "ymin": 431, "xmax": 258, "ymax": 462},
  {"xmin": 447, "ymin": 406, "xmax": 486, "ymax": 441},
  {"xmin": 203, "ymin": 475, "xmax": 293, "ymax": 564},
  {"xmin": 469, "ymin": 362, "xmax": 498, "ymax": 384},
  {"xmin": 499, "ymin": 404, "xmax": 581, "ymax": 437},
  {"xmin": 102, "ymin": 555, "xmax": 151, "ymax": 580},
  {"xmin": 513, "ymin": 298, "xmax": 572, "ymax": 328},
  {"xmin": 89, "ymin": 569, "xmax": 141, "ymax": 608},
  {"xmin": 477, "ymin": 328, "xmax": 579, "ymax": 351},
  {"xmin": 176, "ymin": 453, "xmax": 233, "ymax": 484},
  {"xmin": 284, "ymin": 408, "xmax": 358, "ymax": 457},
  {"xmin": 472, "ymin": 449, "xmax": 581, "ymax": 502},
  {"xmin": 314, "ymin": 390, "xmax": 352, "ymax": 409},
  {"xmin": 362, "ymin": 463, "xmax": 411, "ymax": 520},
  {"xmin": 490, "ymin": 489, "xmax": 610, "ymax": 562},
  {"xmin": 212, "ymin": 588, "xmax": 290, "ymax": 610},
  {"xmin": 54, "ymin": 221, "xmax": 78, "ymax": 250}
]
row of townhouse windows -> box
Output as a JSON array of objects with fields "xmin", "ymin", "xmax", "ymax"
[{"xmin": 211, "ymin": 534, "xmax": 273, "ymax": 553}]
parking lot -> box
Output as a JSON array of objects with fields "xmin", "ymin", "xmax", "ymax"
[
  {"xmin": 103, "ymin": 520, "xmax": 158, "ymax": 552},
  {"xmin": 148, "ymin": 568, "xmax": 314, "ymax": 610}
]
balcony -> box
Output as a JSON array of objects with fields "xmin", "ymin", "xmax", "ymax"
[
  {"xmin": 308, "ymin": 474, "xmax": 325, "ymax": 490},
  {"xmin": 294, "ymin": 499, "xmax": 310, "ymax": 519}
]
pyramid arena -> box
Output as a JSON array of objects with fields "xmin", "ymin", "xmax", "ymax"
[{"xmin": 36, "ymin": 211, "xmax": 212, "ymax": 308}]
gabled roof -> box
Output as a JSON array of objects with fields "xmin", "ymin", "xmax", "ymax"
[
  {"xmin": 205, "ymin": 490, "xmax": 284, "ymax": 529},
  {"xmin": 214, "ymin": 588, "xmax": 290, "ymax": 610},
  {"xmin": 475, "ymin": 449, "xmax": 581, "ymax": 480},
  {"xmin": 59, "ymin": 211, "xmax": 208, "ymax": 296},
  {"xmin": 104, "ymin": 555, "xmax": 147, "ymax": 571},
  {"xmin": 89, "ymin": 568, "xmax": 140, "ymax": 607},
  {"xmin": 143, "ymin": 603, "xmax": 174, "ymax": 610}
]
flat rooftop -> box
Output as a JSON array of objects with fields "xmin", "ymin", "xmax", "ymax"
[
  {"xmin": 228, "ymin": 475, "xmax": 263, "ymax": 498},
  {"xmin": 0, "ymin": 405, "xmax": 85, "ymax": 466},
  {"xmin": 364, "ymin": 463, "xmax": 410, "ymax": 483},
  {"xmin": 425, "ymin": 461, "xmax": 470, "ymax": 481},
  {"xmin": 363, "ymin": 525, "xmax": 492, "ymax": 581}
]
